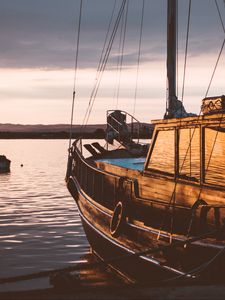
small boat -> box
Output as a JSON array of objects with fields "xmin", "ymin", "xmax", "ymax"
[
  {"xmin": 66, "ymin": 0, "xmax": 225, "ymax": 283},
  {"xmin": 0, "ymin": 155, "xmax": 11, "ymax": 172}
]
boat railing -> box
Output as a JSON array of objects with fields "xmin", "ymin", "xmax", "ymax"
[
  {"xmin": 106, "ymin": 110, "xmax": 142, "ymax": 144},
  {"xmin": 70, "ymin": 139, "xmax": 133, "ymax": 209},
  {"xmin": 71, "ymin": 139, "xmax": 160, "ymax": 208}
]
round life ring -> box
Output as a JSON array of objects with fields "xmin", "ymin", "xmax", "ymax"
[{"xmin": 110, "ymin": 201, "xmax": 126, "ymax": 238}]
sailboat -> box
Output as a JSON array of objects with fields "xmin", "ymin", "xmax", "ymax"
[{"xmin": 66, "ymin": 0, "xmax": 225, "ymax": 283}]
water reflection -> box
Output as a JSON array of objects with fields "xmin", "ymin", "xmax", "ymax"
[{"xmin": 0, "ymin": 139, "xmax": 90, "ymax": 281}]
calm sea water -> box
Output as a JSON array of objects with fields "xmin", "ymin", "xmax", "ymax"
[{"xmin": 0, "ymin": 139, "xmax": 90, "ymax": 290}]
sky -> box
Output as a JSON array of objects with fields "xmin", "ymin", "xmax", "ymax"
[{"xmin": 0, "ymin": 0, "xmax": 225, "ymax": 125}]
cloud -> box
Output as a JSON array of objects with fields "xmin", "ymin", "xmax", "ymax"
[{"xmin": 0, "ymin": 0, "xmax": 224, "ymax": 70}]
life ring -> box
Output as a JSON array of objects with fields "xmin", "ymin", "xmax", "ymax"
[{"xmin": 110, "ymin": 201, "xmax": 126, "ymax": 238}]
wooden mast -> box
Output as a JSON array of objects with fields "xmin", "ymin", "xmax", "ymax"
[{"xmin": 166, "ymin": 0, "xmax": 177, "ymax": 117}]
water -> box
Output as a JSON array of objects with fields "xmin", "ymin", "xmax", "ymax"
[{"xmin": 0, "ymin": 139, "xmax": 90, "ymax": 290}]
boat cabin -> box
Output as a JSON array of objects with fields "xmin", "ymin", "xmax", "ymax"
[
  {"xmin": 145, "ymin": 113, "xmax": 225, "ymax": 188},
  {"xmin": 97, "ymin": 111, "xmax": 225, "ymax": 192}
]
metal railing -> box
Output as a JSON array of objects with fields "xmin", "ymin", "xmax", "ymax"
[{"xmin": 106, "ymin": 110, "xmax": 142, "ymax": 144}]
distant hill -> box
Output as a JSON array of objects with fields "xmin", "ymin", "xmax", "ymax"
[
  {"xmin": 0, "ymin": 123, "xmax": 106, "ymax": 133},
  {"xmin": 0, "ymin": 123, "xmax": 154, "ymax": 139}
]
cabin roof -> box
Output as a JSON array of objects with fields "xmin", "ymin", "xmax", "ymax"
[{"xmin": 151, "ymin": 113, "xmax": 225, "ymax": 127}]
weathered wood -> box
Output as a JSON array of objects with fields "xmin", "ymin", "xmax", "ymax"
[
  {"xmin": 68, "ymin": 172, "xmax": 225, "ymax": 282},
  {"xmin": 151, "ymin": 113, "xmax": 225, "ymax": 126},
  {"xmin": 67, "ymin": 111, "xmax": 225, "ymax": 282}
]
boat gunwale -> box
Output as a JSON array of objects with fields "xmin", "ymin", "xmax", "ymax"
[
  {"xmin": 72, "ymin": 142, "xmax": 192, "ymax": 209},
  {"xmin": 72, "ymin": 138, "xmax": 225, "ymax": 200},
  {"xmin": 70, "ymin": 174, "xmax": 225, "ymax": 252}
]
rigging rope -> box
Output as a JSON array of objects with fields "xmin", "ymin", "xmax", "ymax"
[
  {"xmin": 113, "ymin": 7, "xmax": 124, "ymax": 107},
  {"xmin": 132, "ymin": 0, "xmax": 145, "ymax": 116},
  {"xmin": 89, "ymin": 0, "xmax": 117, "ymax": 115},
  {"xmin": 176, "ymin": 0, "xmax": 179, "ymax": 97},
  {"xmin": 84, "ymin": 1, "xmax": 127, "ymax": 127},
  {"xmin": 80, "ymin": 0, "xmax": 127, "ymax": 131},
  {"xmin": 189, "ymin": 1, "xmax": 225, "ymax": 187},
  {"xmin": 205, "ymin": 0, "xmax": 225, "ymax": 98},
  {"xmin": 97, "ymin": 0, "xmax": 118, "ymax": 74},
  {"xmin": 164, "ymin": 246, "xmax": 225, "ymax": 283},
  {"xmin": 115, "ymin": 0, "xmax": 129, "ymax": 108},
  {"xmin": 69, "ymin": 0, "xmax": 83, "ymax": 149},
  {"xmin": 181, "ymin": 0, "xmax": 191, "ymax": 103},
  {"xmin": 158, "ymin": 1, "xmax": 225, "ymax": 239},
  {"xmin": 81, "ymin": 1, "xmax": 122, "ymax": 129},
  {"xmin": 115, "ymin": 2, "xmax": 126, "ymax": 108},
  {"xmin": 215, "ymin": 0, "xmax": 225, "ymax": 33}
]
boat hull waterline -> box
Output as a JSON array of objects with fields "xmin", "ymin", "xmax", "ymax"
[{"xmin": 67, "ymin": 146, "xmax": 225, "ymax": 284}]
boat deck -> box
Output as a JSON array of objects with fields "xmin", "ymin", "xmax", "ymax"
[{"xmin": 96, "ymin": 157, "xmax": 146, "ymax": 171}]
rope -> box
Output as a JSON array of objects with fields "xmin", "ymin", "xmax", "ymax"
[
  {"xmin": 113, "ymin": 8, "xmax": 125, "ymax": 108},
  {"xmin": 0, "ymin": 229, "xmax": 218, "ymax": 285},
  {"xmin": 176, "ymin": 0, "xmax": 179, "ymax": 97},
  {"xmin": 84, "ymin": 1, "xmax": 127, "ymax": 127},
  {"xmin": 80, "ymin": 0, "xmax": 127, "ymax": 132},
  {"xmin": 92, "ymin": 0, "xmax": 117, "ymax": 112},
  {"xmin": 97, "ymin": 0, "xmax": 118, "ymax": 74},
  {"xmin": 69, "ymin": 0, "xmax": 83, "ymax": 149},
  {"xmin": 205, "ymin": 0, "xmax": 225, "ymax": 98},
  {"xmin": 115, "ymin": 0, "xmax": 129, "ymax": 108},
  {"xmin": 159, "ymin": 0, "xmax": 225, "ymax": 237},
  {"xmin": 215, "ymin": 0, "xmax": 225, "ymax": 33},
  {"xmin": 205, "ymin": 39, "xmax": 225, "ymax": 98},
  {"xmin": 164, "ymin": 246, "xmax": 225, "ymax": 283},
  {"xmin": 115, "ymin": 2, "xmax": 126, "ymax": 108},
  {"xmin": 132, "ymin": 0, "xmax": 145, "ymax": 116},
  {"xmin": 181, "ymin": 0, "xmax": 191, "ymax": 103}
]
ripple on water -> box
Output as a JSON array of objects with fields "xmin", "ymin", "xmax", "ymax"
[{"xmin": 0, "ymin": 139, "xmax": 90, "ymax": 283}]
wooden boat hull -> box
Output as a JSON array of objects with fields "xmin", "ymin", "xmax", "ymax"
[
  {"xmin": 68, "ymin": 177, "xmax": 183, "ymax": 283},
  {"xmin": 80, "ymin": 211, "xmax": 175, "ymax": 283},
  {"xmin": 66, "ymin": 134, "xmax": 225, "ymax": 284},
  {"xmin": 67, "ymin": 174, "xmax": 225, "ymax": 284}
]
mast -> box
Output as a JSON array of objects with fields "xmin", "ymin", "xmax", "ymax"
[
  {"xmin": 167, "ymin": 0, "xmax": 177, "ymax": 114},
  {"xmin": 165, "ymin": 0, "xmax": 194, "ymax": 118}
]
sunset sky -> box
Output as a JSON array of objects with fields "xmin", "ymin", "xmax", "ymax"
[{"xmin": 0, "ymin": 0, "xmax": 224, "ymax": 125}]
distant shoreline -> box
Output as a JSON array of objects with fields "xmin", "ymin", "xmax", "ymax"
[
  {"xmin": 0, "ymin": 123, "xmax": 153, "ymax": 139},
  {"xmin": 0, "ymin": 132, "xmax": 105, "ymax": 139},
  {"xmin": 0, "ymin": 132, "xmax": 151, "ymax": 139}
]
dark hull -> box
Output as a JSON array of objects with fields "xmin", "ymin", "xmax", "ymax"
[
  {"xmin": 66, "ymin": 131, "xmax": 225, "ymax": 285},
  {"xmin": 67, "ymin": 175, "xmax": 225, "ymax": 284},
  {"xmin": 79, "ymin": 202, "xmax": 178, "ymax": 283},
  {"xmin": 0, "ymin": 159, "xmax": 10, "ymax": 173}
]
